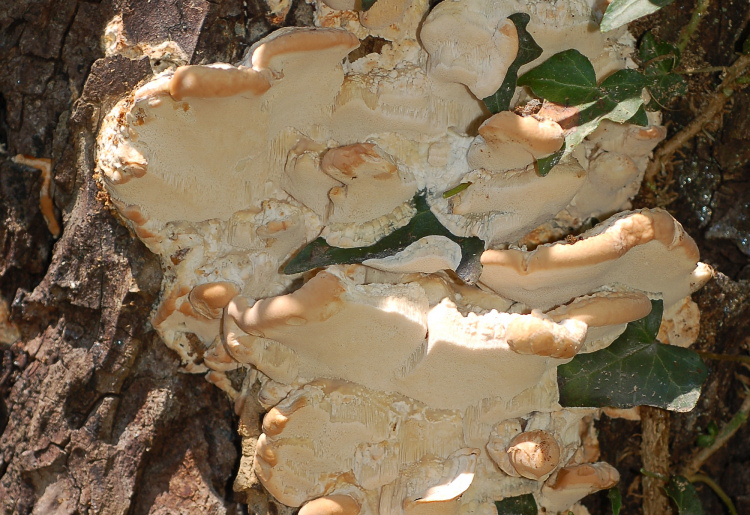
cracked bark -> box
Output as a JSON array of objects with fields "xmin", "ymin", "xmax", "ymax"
[
  {"xmin": 0, "ymin": 0, "xmax": 281, "ymax": 513},
  {"xmin": 641, "ymin": 407, "xmax": 672, "ymax": 515}
]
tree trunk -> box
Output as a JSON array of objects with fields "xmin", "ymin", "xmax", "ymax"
[
  {"xmin": 0, "ymin": 0, "xmax": 302, "ymax": 512},
  {"xmin": 1, "ymin": 1, "xmax": 749, "ymax": 514}
]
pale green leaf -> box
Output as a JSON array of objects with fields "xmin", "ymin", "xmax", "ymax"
[
  {"xmin": 443, "ymin": 182, "xmax": 471, "ymax": 198},
  {"xmin": 601, "ymin": 0, "xmax": 676, "ymax": 32}
]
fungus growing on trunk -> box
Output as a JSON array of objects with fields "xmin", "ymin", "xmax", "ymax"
[{"xmin": 95, "ymin": 0, "xmax": 711, "ymax": 512}]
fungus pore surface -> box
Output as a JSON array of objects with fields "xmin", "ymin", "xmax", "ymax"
[{"xmin": 95, "ymin": 0, "xmax": 711, "ymax": 513}]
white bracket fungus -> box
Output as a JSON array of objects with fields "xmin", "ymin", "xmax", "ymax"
[{"xmin": 95, "ymin": 0, "xmax": 711, "ymax": 513}]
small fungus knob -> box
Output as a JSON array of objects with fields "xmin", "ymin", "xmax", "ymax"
[{"xmin": 507, "ymin": 429, "xmax": 561, "ymax": 480}]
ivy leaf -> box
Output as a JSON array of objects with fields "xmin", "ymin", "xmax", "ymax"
[
  {"xmin": 518, "ymin": 49, "xmax": 600, "ymax": 105},
  {"xmin": 495, "ymin": 494, "xmax": 537, "ymax": 515},
  {"xmin": 608, "ymin": 488, "xmax": 623, "ymax": 515},
  {"xmin": 627, "ymin": 105, "xmax": 650, "ymax": 126},
  {"xmin": 565, "ymin": 69, "xmax": 646, "ymax": 145},
  {"xmin": 646, "ymin": 71, "xmax": 688, "ymax": 110},
  {"xmin": 360, "ymin": 0, "xmax": 377, "ymax": 11},
  {"xmin": 640, "ymin": 32, "xmax": 681, "ymax": 74},
  {"xmin": 571, "ymin": 69, "xmax": 647, "ymax": 127},
  {"xmin": 664, "ymin": 476, "xmax": 704, "ymax": 515},
  {"xmin": 284, "ymin": 193, "xmax": 485, "ymax": 283},
  {"xmin": 558, "ymin": 300, "xmax": 709, "ymax": 411},
  {"xmin": 537, "ymin": 141, "xmax": 566, "ymax": 176},
  {"xmin": 696, "ymin": 420, "xmax": 719, "ymax": 447},
  {"xmin": 483, "ymin": 13, "xmax": 543, "ymax": 113},
  {"xmin": 638, "ymin": 32, "xmax": 687, "ymax": 110},
  {"xmin": 443, "ymin": 182, "xmax": 472, "ymax": 198},
  {"xmin": 600, "ymin": 69, "xmax": 649, "ymax": 103},
  {"xmin": 601, "ymin": 0, "xmax": 676, "ymax": 33},
  {"xmin": 519, "ymin": 52, "xmax": 646, "ymax": 154}
]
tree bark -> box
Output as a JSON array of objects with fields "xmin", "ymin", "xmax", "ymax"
[
  {"xmin": 0, "ymin": 0, "xmax": 285, "ymax": 513},
  {"xmin": 641, "ymin": 407, "xmax": 672, "ymax": 515}
]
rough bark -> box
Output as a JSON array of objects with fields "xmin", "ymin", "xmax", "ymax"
[
  {"xmin": 0, "ymin": 0, "xmax": 284, "ymax": 513},
  {"xmin": 1, "ymin": 0, "xmax": 749, "ymax": 514},
  {"xmin": 641, "ymin": 407, "xmax": 672, "ymax": 515}
]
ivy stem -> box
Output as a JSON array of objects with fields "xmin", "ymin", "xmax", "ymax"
[
  {"xmin": 640, "ymin": 468, "xmax": 669, "ymax": 481},
  {"xmin": 689, "ymin": 474, "xmax": 738, "ymax": 515},
  {"xmin": 645, "ymin": 53, "xmax": 750, "ymax": 183},
  {"xmin": 680, "ymin": 394, "xmax": 750, "ymax": 477},
  {"xmin": 677, "ymin": 0, "xmax": 711, "ymax": 53},
  {"xmin": 695, "ymin": 351, "xmax": 750, "ymax": 365}
]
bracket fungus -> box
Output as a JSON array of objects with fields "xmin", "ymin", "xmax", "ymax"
[{"xmin": 96, "ymin": 0, "xmax": 712, "ymax": 513}]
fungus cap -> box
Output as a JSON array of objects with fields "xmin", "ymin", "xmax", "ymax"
[
  {"xmin": 480, "ymin": 209, "xmax": 713, "ymax": 310},
  {"xmin": 420, "ymin": 9, "xmax": 519, "ymax": 98},
  {"xmin": 298, "ymin": 495, "xmax": 361, "ymax": 515},
  {"xmin": 507, "ymin": 429, "xmax": 561, "ymax": 480}
]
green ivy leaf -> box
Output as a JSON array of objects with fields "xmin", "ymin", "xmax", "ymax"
[
  {"xmin": 360, "ymin": 0, "xmax": 377, "ymax": 11},
  {"xmin": 696, "ymin": 420, "xmax": 719, "ymax": 447},
  {"xmin": 518, "ymin": 49, "xmax": 600, "ymax": 105},
  {"xmin": 284, "ymin": 193, "xmax": 485, "ymax": 283},
  {"xmin": 564, "ymin": 97, "xmax": 644, "ymax": 150},
  {"xmin": 558, "ymin": 300, "xmax": 709, "ymax": 411},
  {"xmin": 571, "ymin": 69, "xmax": 647, "ymax": 128},
  {"xmin": 536, "ymin": 141, "xmax": 566, "ymax": 176},
  {"xmin": 664, "ymin": 476, "xmax": 704, "ymax": 515},
  {"xmin": 601, "ymin": 0, "xmax": 676, "ymax": 33},
  {"xmin": 640, "ymin": 32, "xmax": 681, "ymax": 74},
  {"xmin": 627, "ymin": 105, "xmax": 649, "ymax": 126},
  {"xmin": 646, "ymin": 73, "xmax": 688, "ymax": 110},
  {"xmin": 637, "ymin": 32, "xmax": 687, "ymax": 110},
  {"xmin": 495, "ymin": 494, "xmax": 537, "ymax": 515},
  {"xmin": 519, "ymin": 52, "xmax": 646, "ymax": 155},
  {"xmin": 483, "ymin": 13, "xmax": 543, "ymax": 113},
  {"xmin": 608, "ymin": 487, "xmax": 623, "ymax": 515},
  {"xmin": 600, "ymin": 69, "xmax": 650, "ymax": 103}
]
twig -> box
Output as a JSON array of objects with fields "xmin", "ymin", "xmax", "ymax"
[
  {"xmin": 645, "ymin": 53, "xmax": 750, "ymax": 182},
  {"xmin": 677, "ymin": 0, "xmax": 711, "ymax": 53},
  {"xmin": 640, "ymin": 468, "xmax": 669, "ymax": 481},
  {"xmin": 642, "ymin": 406, "xmax": 672, "ymax": 515},
  {"xmin": 689, "ymin": 474, "xmax": 739, "ymax": 515},
  {"xmin": 680, "ymin": 393, "xmax": 750, "ymax": 477},
  {"xmin": 695, "ymin": 351, "xmax": 750, "ymax": 365},
  {"xmin": 679, "ymin": 66, "xmax": 727, "ymax": 74}
]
